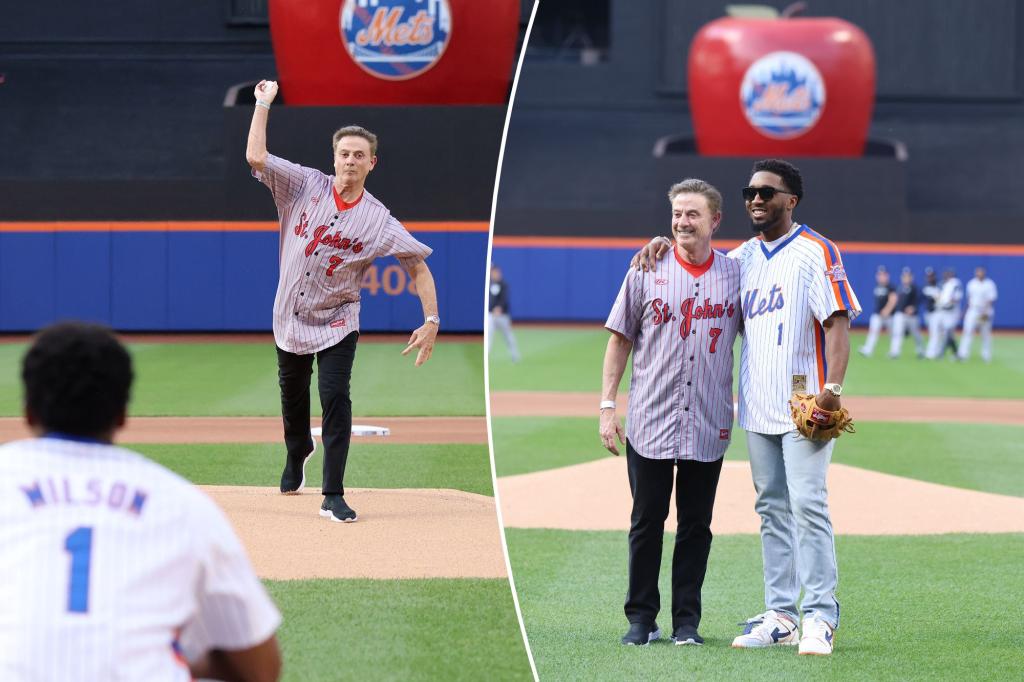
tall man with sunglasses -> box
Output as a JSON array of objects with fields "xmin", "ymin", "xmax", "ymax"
[{"xmin": 633, "ymin": 159, "xmax": 860, "ymax": 656}]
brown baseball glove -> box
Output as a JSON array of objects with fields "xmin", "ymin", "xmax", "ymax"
[{"xmin": 789, "ymin": 393, "xmax": 855, "ymax": 441}]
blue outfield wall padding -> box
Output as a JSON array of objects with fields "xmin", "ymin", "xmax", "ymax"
[
  {"xmin": 0, "ymin": 233, "xmax": 57, "ymax": 330},
  {"xmin": 492, "ymin": 246, "xmax": 1024, "ymax": 329},
  {"xmin": 168, "ymin": 232, "xmax": 224, "ymax": 330},
  {"xmin": 55, "ymin": 232, "xmax": 111, "ymax": 323},
  {"xmin": 0, "ymin": 229, "xmax": 486, "ymax": 332},
  {"xmin": 110, "ymin": 232, "xmax": 169, "ymax": 330},
  {"xmin": 222, "ymin": 231, "xmax": 278, "ymax": 331}
]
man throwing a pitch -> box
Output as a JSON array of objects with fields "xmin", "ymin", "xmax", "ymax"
[
  {"xmin": 247, "ymin": 80, "xmax": 440, "ymax": 523},
  {"xmin": 636, "ymin": 160, "xmax": 860, "ymax": 655},
  {"xmin": 602, "ymin": 179, "xmax": 741, "ymax": 647}
]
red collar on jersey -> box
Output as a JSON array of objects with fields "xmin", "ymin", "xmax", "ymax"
[
  {"xmin": 674, "ymin": 246, "xmax": 715, "ymax": 277},
  {"xmin": 333, "ymin": 186, "xmax": 364, "ymax": 211}
]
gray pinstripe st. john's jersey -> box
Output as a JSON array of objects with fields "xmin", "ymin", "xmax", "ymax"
[
  {"xmin": 255, "ymin": 154, "xmax": 432, "ymax": 354},
  {"xmin": 606, "ymin": 249, "xmax": 741, "ymax": 461}
]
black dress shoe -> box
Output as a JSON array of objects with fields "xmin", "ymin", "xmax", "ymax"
[
  {"xmin": 279, "ymin": 440, "xmax": 315, "ymax": 494},
  {"xmin": 621, "ymin": 621, "xmax": 660, "ymax": 646},
  {"xmin": 319, "ymin": 494, "xmax": 357, "ymax": 522},
  {"xmin": 671, "ymin": 625, "xmax": 704, "ymax": 646}
]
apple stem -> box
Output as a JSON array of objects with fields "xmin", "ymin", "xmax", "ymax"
[{"xmin": 781, "ymin": 1, "xmax": 807, "ymax": 18}]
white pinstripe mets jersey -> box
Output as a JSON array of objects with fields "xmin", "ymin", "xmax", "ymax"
[
  {"xmin": 729, "ymin": 224, "xmax": 861, "ymax": 434},
  {"xmin": 606, "ymin": 249, "xmax": 741, "ymax": 461},
  {"xmin": 0, "ymin": 436, "xmax": 281, "ymax": 681},
  {"xmin": 255, "ymin": 154, "xmax": 433, "ymax": 355}
]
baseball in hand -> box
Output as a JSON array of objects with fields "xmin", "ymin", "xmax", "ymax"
[{"xmin": 254, "ymin": 80, "xmax": 279, "ymax": 104}]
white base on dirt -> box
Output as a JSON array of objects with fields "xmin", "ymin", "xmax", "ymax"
[{"xmin": 310, "ymin": 425, "xmax": 390, "ymax": 439}]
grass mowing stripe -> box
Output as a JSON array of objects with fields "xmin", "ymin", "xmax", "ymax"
[
  {"xmin": 0, "ymin": 341, "xmax": 484, "ymax": 416},
  {"xmin": 506, "ymin": 529, "xmax": 1024, "ymax": 681},
  {"xmin": 129, "ymin": 443, "xmax": 495, "ymax": 496},
  {"xmin": 493, "ymin": 417, "xmax": 1024, "ymax": 498},
  {"xmin": 489, "ymin": 328, "xmax": 1024, "ymax": 398},
  {"xmin": 265, "ymin": 578, "xmax": 532, "ymax": 681}
]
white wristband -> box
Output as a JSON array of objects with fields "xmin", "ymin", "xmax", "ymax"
[
  {"xmin": 255, "ymin": 100, "xmax": 271, "ymax": 110},
  {"xmin": 599, "ymin": 400, "xmax": 616, "ymax": 410}
]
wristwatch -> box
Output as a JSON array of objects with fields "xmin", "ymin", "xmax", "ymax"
[
  {"xmin": 425, "ymin": 315, "xmax": 440, "ymax": 325},
  {"xmin": 823, "ymin": 383, "xmax": 843, "ymax": 396}
]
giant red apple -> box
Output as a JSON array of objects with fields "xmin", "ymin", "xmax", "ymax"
[
  {"xmin": 269, "ymin": 0, "xmax": 519, "ymax": 105},
  {"xmin": 688, "ymin": 15, "xmax": 876, "ymax": 156}
]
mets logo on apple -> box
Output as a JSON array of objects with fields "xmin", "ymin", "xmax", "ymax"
[
  {"xmin": 340, "ymin": 0, "xmax": 452, "ymax": 81},
  {"xmin": 739, "ymin": 51, "xmax": 826, "ymax": 139}
]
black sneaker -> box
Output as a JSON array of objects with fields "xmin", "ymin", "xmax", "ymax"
[
  {"xmin": 319, "ymin": 494, "xmax": 357, "ymax": 523},
  {"xmin": 671, "ymin": 626, "xmax": 704, "ymax": 646},
  {"xmin": 279, "ymin": 440, "xmax": 315, "ymax": 495},
  {"xmin": 621, "ymin": 622, "xmax": 660, "ymax": 646}
]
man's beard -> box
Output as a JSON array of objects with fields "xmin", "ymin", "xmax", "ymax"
[{"xmin": 749, "ymin": 205, "xmax": 783, "ymax": 233}]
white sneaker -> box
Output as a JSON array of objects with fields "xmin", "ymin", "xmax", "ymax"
[
  {"xmin": 798, "ymin": 616, "xmax": 834, "ymax": 655},
  {"xmin": 731, "ymin": 610, "xmax": 799, "ymax": 648}
]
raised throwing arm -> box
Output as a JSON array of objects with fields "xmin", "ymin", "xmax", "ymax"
[{"xmin": 246, "ymin": 80, "xmax": 279, "ymax": 171}]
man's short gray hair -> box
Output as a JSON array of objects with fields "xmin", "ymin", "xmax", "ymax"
[
  {"xmin": 668, "ymin": 179, "xmax": 723, "ymax": 216},
  {"xmin": 332, "ymin": 125, "xmax": 378, "ymax": 156}
]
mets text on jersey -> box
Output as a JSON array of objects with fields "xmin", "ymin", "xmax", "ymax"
[
  {"xmin": 743, "ymin": 285, "xmax": 785, "ymax": 319},
  {"xmin": 340, "ymin": 0, "xmax": 452, "ymax": 81}
]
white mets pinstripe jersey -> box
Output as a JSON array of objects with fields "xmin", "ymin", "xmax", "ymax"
[
  {"xmin": 255, "ymin": 154, "xmax": 433, "ymax": 355},
  {"xmin": 606, "ymin": 249, "xmax": 741, "ymax": 461},
  {"xmin": 729, "ymin": 224, "xmax": 861, "ymax": 434},
  {"xmin": 0, "ymin": 436, "xmax": 281, "ymax": 681}
]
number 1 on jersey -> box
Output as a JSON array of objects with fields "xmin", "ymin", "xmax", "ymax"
[
  {"xmin": 777, "ymin": 322, "xmax": 783, "ymax": 346},
  {"xmin": 65, "ymin": 526, "xmax": 93, "ymax": 613}
]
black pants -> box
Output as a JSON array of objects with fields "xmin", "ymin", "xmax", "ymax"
[
  {"xmin": 276, "ymin": 333, "xmax": 359, "ymax": 495},
  {"xmin": 625, "ymin": 440, "xmax": 724, "ymax": 631}
]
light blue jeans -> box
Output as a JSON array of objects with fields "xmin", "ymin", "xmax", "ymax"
[{"xmin": 746, "ymin": 431, "xmax": 840, "ymax": 628}]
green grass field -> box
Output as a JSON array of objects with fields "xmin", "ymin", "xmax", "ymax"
[
  {"xmin": 492, "ymin": 325, "xmax": 1023, "ymax": 680},
  {"xmin": 491, "ymin": 417, "xmax": 1024, "ymax": 497},
  {"xmin": 132, "ymin": 442, "xmax": 495, "ymax": 495},
  {"xmin": 0, "ymin": 339, "xmax": 484, "ymax": 416},
  {"xmin": 267, "ymin": 578, "xmax": 531, "ymax": 681},
  {"xmin": 489, "ymin": 327, "xmax": 1024, "ymax": 399},
  {"xmin": 508, "ymin": 529, "xmax": 1024, "ymax": 681}
]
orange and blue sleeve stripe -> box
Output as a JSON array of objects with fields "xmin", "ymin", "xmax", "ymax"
[
  {"xmin": 800, "ymin": 228, "xmax": 855, "ymax": 311},
  {"xmin": 814, "ymin": 320, "xmax": 827, "ymax": 390}
]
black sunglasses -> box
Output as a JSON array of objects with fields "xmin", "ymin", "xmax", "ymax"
[{"xmin": 742, "ymin": 186, "xmax": 796, "ymax": 202}]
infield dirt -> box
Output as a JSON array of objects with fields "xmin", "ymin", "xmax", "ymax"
[{"xmin": 493, "ymin": 391, "xmax": 1023, "ymax": 535}]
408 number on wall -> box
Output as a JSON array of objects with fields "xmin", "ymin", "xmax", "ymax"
[{"xmin": 361, "ymin": 264, "xmax": 417, "ymax": 297}]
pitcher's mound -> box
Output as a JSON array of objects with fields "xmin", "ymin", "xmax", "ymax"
[
  {"xmin": 499, "ymin": 459, "xmax": 1024, "ymax": 535},
  {"xmin": 201, "ymin": 486, "xmax": 507, "ymax": 580}
]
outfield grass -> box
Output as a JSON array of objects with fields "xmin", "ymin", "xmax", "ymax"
[
  {"xmin": 265, "ymin": 578, "xmax": 531, "ymax": 681},
  {"xmin": 489, "ymin": 327, "xmax": 1024, "ymax": 399},
  {"xmin": 507, "ymin": 529, "xmax": 1024, "ymax": 681},
  {"xmin": 491, "ymin": 417, "xmax": 1024, "ymax": 497},
  {"xmin": 0, "ymin": 340, "xmax": 484, "ymax": 416},
  {"xmin": 130, "ymin": 443, "xmax": 494, "ymax": 496}
]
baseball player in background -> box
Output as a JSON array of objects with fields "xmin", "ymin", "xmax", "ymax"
[
  {"xmin": 925, "ymin": 267, "xmax": 963, "ymax": 360},
  {"xmin": 957, "ymin": 266, "xmax": 998, "ymax": 362},
  {"xmin": 857, "ymin": 266, "xmax": 896, "ymax": 357},
  {"xmin": 487, "ymin": 264, "xmax": 521, "ymax": 363},
  {"xmin": 246, "ymin": 80, "xmax": 440, "ymax": 523},
  {"xmin": 920, "ymin": 267, "xmax": 940, "ymax": 352},
  {"xmin": 888, "ymin": 267, "xmax": 925, "ymax": 359},
  {"xmin": 0, "ymin": 323, "xmax": 282, "ymax": 681},
  {"xmin": 603, "ymin": 179, "xmax": 741, "ymax": 647},
  {"xmin": 634, "ymin": 159, "xmax": 860, "ymax": 656}
]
